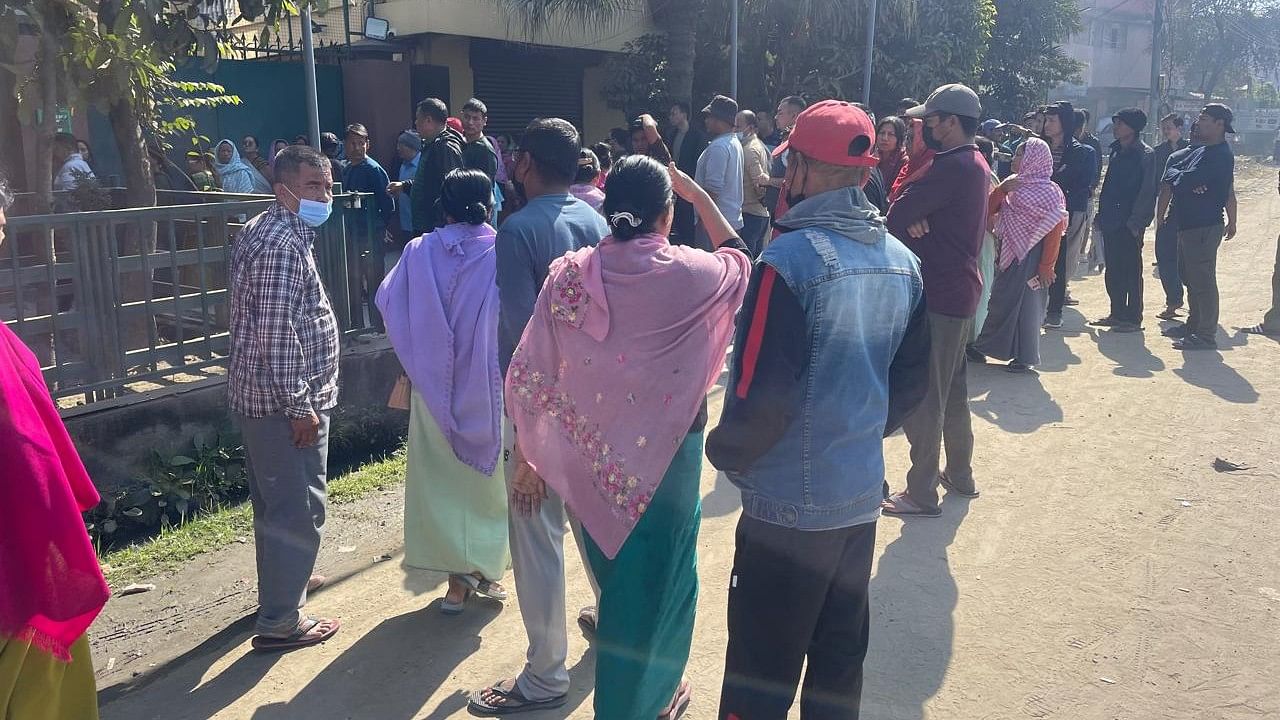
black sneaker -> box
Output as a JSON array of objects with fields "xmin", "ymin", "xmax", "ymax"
[
  {"xmin": 1043, "ymin": 314, "xmax": 1063, "ymax": 329},
  {"xmin": 1174, "ymin": 335, "xmax": 1218, "ymax": 351},
  {"xmin": 1162, "ymin": 323, "xmax": 1190, "ymax": 338},
  {"xmin": 1065, "ymin": 297, "xmax": 1080, "ymax": 306},
  {"xmin": 1111, "ymin": 322, "xmax": 1143, "ymax": 333},
  {"xmin": 965, "ymin": 346, "xmax": 987, "ymax": 363},
  {"xmin": 1089, "ymin": 316, "xmax": 1118, "ymax": 327}
]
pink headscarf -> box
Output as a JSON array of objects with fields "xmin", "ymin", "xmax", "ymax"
[
  {"xmin": 0, "ymin": 324, "xmax": 110, "ymax": 662},
  {"xmin": 506, "ymin": 234, "xmax": 749, "ymax": 559},
  {"xmin": 994, "ymin": 137, "xmax": 1067, "ymax": 270}
]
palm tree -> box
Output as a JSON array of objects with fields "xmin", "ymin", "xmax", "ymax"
[{"xmin": 493, "ymin": 0, "xmax": 705, "ymax": 108}]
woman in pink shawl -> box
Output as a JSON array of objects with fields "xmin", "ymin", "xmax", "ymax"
[
  {"xmin": 0, "ymin": 177, "xmax": 109, "ymax": 719},
  {"xmin": 974, "ymin": 138, "xmax": 1067, "ymax": 372},
  {"xmin": 375, "ymin": 168, "xmax": 510, "ymax": 615},
  {"xmin": 505, "ymin": 155, "xmax": 750, "ymax": 719}
]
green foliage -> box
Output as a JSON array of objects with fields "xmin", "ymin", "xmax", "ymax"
[
  {"xmin": 85, "ymin": 432, "xmax": 247, "ymax": 546},
  {"xmin": 602, "ymin": 33, "xmax": 672, "ymax": 119},
  {"xmin": 869, "ymin": 0, "xmax": 996, "ymax": 116},
  {"xmin": 58, "ymin": 170, "xmax": 112, "ymax": 212},
  {"xmin": 1168, "ymin": 0, "xmax": 1280, "ymax": 97},
  {"xmin": 979, "ymin": 0, "xmax": 1084, "ymax": 120}
]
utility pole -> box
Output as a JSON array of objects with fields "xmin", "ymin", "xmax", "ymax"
[
  {"xmin": 1149, "ymin": 0, "xmax": 1163, "ymax": 144},
  {"xmin": 862, "ymin": 0, "xmax": 878, "ymax": 105},
  {"xmin": 302, "ymin": 3, "xmax": 321, "ymax": 149},
  {"xmin": 730, "ymin": 0, "xmax": 739, "ymax": 99}
]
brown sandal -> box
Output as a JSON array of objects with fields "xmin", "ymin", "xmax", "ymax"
[{"xmin": 252, "ymin": 616, "xmax": 340, "ymax": 652}]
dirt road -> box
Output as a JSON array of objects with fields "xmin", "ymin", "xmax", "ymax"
[{"xmin": 95, "ymin": 163, "xmax": 1280, "ymax": 719}]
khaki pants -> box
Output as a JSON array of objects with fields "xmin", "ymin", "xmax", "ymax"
[{"xmin": 902, "ymin": 312, "xmax": 975, "ymax": 511}]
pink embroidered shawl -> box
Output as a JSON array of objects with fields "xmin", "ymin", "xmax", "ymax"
[
  {"xmin": 0, "ymin": 324, "xmax": 110, "ymax": 662},
  {"xmin": 995, "ymin": 138, "xmax": 1067, "ymax": 270},
  {"xmin": 506, "ymin": 234, "xmax": 750, "ymax": 559}
]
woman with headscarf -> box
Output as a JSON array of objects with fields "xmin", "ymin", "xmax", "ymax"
[
  {"xmin": 974, "ymin": 138, "xmax": 1067, "ymax": 373},
  {"xmin": 888, "ymin": 117, "xmax": 935, "ymax": 204},
  {"xmin": 376, "ymin": 168, "xmax": 510, "ymax": 615},
  {"xmin": 502, "ymin": 156, "xmax": 749, "ymax": 719},
  {"xmin": 876, "ymin": 116, "xmax": 908, "ymax": 191},
  {"xmin": 213, "ymin": 139, "xmax": 270, "ymax": 194},
  {"xmin": 0, "ymin": 176, "xmax": 110, "ymax": 719}
]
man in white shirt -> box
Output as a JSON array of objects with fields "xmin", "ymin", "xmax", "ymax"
[
  {"xmin": 694, "ymin": 94, "xmax": 745, "ymax": 251},
  {"xmin": 52, "ymin": 133, "xmax": 96, "ymax": 192}
]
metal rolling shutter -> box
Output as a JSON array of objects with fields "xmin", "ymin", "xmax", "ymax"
[{"xmin": 470, "ymin": 41, "xmax": 585, "ymax": 137}]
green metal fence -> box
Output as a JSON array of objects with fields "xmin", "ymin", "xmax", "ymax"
[{"xmin": 0, "ymin": 193, "xmax": 376, "ymax": 407}]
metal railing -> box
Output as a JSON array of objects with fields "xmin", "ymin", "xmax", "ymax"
[{"xmin": 1, "ymin": 192, "xmax": 377, "ymax": 407}]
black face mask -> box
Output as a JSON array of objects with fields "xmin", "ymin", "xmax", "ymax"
[{"xmin": 922, "ymin": 122, "xmax": 943, "ymax": 151}]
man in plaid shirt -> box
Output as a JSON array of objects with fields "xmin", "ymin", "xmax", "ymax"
[{"xmin": 228, "ymin": 145, "xmax": 342, "ymax": 651}]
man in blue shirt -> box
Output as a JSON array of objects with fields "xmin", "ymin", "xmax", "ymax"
[
  {"xmin": 470, "ymin": 118, "xmax": 608, "ymax": 716},
  {"xmin": 341, "ymin": 123, "xmax": 393, "ymax": 332},
  {"xmin": 391, "ymin": 130, "xmax": 421, "ymax": 256}
]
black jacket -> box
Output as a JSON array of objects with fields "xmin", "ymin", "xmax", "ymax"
[
  {"xmin": 409, "ymin": 127, "xmax": 464, "ymax": 235},
  {"xmin": 1080, "ymin": 132, "xmax": 1104, "ymax": 190},
  {"xmin": 1096, "ymin": 139, "xmax": 1156, "ymax": 234},
  {"xmin": 1051, "ymin": 138, "xmax": 1098, "ymax": 213},
  {"xmin": 672, "ymin": 125, "xmax": 707, "ymax": 176}
]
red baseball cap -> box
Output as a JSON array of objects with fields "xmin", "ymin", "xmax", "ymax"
[
  {"xmin": 447, "ymin": 116, "xmax": 463, "ymax": 133},
  {"xmin": 772, "ymin": 99, "xmax": 877, "ymax": 168}
]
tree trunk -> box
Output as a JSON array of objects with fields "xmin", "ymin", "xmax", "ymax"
[
  {"xmin": 108, "ymin": 98, "xmax": 157, "ymax": 209},
  {"xmin": 34, "ymin": 18, "xmax": 58, "ymax": 214},
  {"xmin": 655, "ymin": 0, "xmax": 704, "ymax": 107}
]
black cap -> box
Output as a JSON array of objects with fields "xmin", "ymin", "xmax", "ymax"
[
  {"xmin": 701, "ymin": 95, "xmax": 739, "ymax": 125},
  {"xmin": 1202, "ymin": 103, "xmax": 1235, "ymax": 133},
  {"xmin": 1111, "ymin": 108, "xmax": 1148, "ymax": 134}
]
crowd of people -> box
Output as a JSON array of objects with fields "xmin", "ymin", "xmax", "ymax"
[{"xmin": 4, "ymin": 79, "xmax": 1279, "ymax": 720}]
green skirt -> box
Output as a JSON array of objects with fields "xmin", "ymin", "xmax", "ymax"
[
  {"xmin": 0, "ymin": 634, "xmax": 98, "ymax": 720},
  {"xmin": 584, "ymin": 431, "xmax": 703, "ymax": 720},
  {"xmin": 403, "ymin": 390, "xmax": 509, "ymax": 580}
]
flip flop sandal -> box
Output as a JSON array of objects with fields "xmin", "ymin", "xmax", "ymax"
[
  {"xmin": 1241, "ymin": 324, "xmax": 1280, "ymax": 337},
  {"xmin": 468, "ymin": 678, "xmax": 567, "ymax": 716},
  {"xmin": 939, "ymin": 471, "xmax": 980, "ymax": 498},
  {"xmin": 659, "ymin": 678, "xmax": 692, "ymax": 720},
  {"xmin": 252, "ymin": 616, "xmax": 340, "ymax": 652},
  {"xmin": 577, "ymin": 606, "xmax": 598, "ymax": 636},
  {"xmin": 1156, "ymin": 308, "xmax": 1182, "ymax": 320},
  {"xmin": 881, "ymin": 492, "xmax": 942, "ymax": 518},
  {"xmin": 456, "ymin": 574, "xmax": 509, "ymax": 601},
  {"xmin": 306, "ymin": 575, "xmax": 327, "ymax": 593}
]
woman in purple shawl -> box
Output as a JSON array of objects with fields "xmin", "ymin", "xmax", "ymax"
[{"xmin": 376, "ymin": 169, "xmax": 510, "ymax": 614}]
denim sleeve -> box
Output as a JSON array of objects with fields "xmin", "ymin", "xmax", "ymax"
[{"xmin": 706, "ymin": 263, "xmax": 808, "ymax": 473}]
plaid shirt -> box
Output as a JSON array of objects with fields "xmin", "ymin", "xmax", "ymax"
[{"xmin": 228, "ymin": 202, "xmax": 340, "ymax": 419}]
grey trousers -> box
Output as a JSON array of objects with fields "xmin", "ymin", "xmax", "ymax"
[
  {"xmin": 238, "ymin": 411, "xmax": 331, "ymax": 636},
  {"xmin": 1262, "ymin": 234, "xmax": 1280, "ymax": 332},
  {"xmin": 504, "ymin": 421, "xmax": 600, "ymax": 702},
  {"xmin": 1178, "ymin": 225, "xmax": 1224, "ymax": 339},
  {"xmin": 902, "ymin": 313, "xmax": 975, "ymax": 510}
]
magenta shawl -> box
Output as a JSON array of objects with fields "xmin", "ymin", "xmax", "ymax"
[
  {"xmin": 0, "ymin": 324, "xmax": 110, "ymax": 662},
  {"xmin": 376, "ymin": 223, "xmax": 503, "ymax": 475},
  {"xmin": 506, "ymin": 234, "xmax": 749, "ymax": 558},
  {"xmin": 995, "ymin": 138, "xmax": 1067, "ymax": 270}
]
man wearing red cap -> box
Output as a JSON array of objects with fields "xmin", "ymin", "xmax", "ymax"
[
  {"xmin": 708, "ymin": 100, "xmax": 930, "ymax": 720},
  {"xmin": 883, "ymin": 83, "xmax": 990, "ymax": 518}
]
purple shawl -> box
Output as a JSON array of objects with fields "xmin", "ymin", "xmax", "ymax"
[{"xmin": 376, "ymin": 223, "xmax": 502, "ymax": 475}]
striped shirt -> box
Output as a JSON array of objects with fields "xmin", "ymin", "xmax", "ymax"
[{"xmin": 228, "ymin": 202, "xmax": 340, "ymax": 419}]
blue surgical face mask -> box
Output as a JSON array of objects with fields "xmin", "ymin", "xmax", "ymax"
[{"xmin": 285, "ymin": 186, "xmax": 332, "ymax": 227}]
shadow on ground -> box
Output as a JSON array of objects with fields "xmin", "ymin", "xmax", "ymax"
[
  {"xmin": 968, "ymin": 363, "xmax": 1063, "ymax": 434},
  {"xmin": 864, "ymin": 496, "xmax": 970, "ymax": 719}
]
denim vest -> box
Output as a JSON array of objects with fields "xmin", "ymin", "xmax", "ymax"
[{"xmin": 727, "ymin": 192, "xmax": 923, "ymax": 530}]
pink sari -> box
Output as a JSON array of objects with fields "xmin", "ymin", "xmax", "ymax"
[
  {"xmin": 0, "ymin": 325, "xmax": 109, "ymax": 662},
  {"xmin": 506, "ymin": 234, "xmax": 749, "ymax": 558}
]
